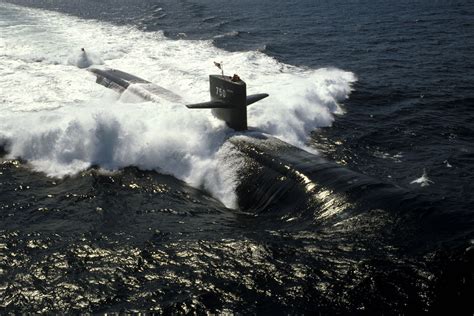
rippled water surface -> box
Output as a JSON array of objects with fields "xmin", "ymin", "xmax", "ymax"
[{"xmin": 1, "ymin": 0, "xmax": 473, "ymax": 313}]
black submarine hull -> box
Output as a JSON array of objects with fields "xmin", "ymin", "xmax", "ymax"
[
  {"xmin": 88, "ymin": 68, "xmax": 183, "ymax": 103},
  {"xmin": 88, "ymin": 68, "xmax": 268, "ymax": 130},
  {"xmin": 87, "ymin": 67, "xmax": 420, "ymax": 218}
]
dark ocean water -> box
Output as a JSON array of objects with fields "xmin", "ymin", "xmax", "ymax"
[{"xmin": 1, "ymin": 0, "xmax": 473, "ymax": 313}]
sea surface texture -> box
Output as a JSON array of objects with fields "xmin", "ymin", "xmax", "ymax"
[{"xmin": 0, "ymin": 0, "xmax": 473, "ymax": 313}]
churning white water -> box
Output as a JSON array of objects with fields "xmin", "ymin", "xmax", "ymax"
[{"xmin": 0, "ymin": 3, "xmax": 356, "ymax": 207}]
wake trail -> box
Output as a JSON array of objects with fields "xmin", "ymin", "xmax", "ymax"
[{"xmin": 0, "ymin": 3, "xmax": 356, "ymax": 208}]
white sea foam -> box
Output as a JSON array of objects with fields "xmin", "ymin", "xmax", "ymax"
[
  {"xmin": 410, "ymin": 169, "xmax": 434, "ymax": 187},
  {"xmin": 67, "ymin": 49, "xmax": 103, "ymax": 68},
  {"xmin": 0, "ymin": 3, "xmax": 356, "ymax": 208}
]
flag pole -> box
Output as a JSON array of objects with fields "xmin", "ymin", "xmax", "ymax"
[{"xmin": 214, "ymin": 61, "xmax": 224, "ymax": 77}]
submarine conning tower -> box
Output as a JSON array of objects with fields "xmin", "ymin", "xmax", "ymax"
[{"xmin": 186, "ymin": 75, "xmax": 269, "ymax": 131}]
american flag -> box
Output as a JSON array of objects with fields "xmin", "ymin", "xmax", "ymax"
[{"xmin": 214, "ymin": 61, "xmax": 224, "ymax": 76}]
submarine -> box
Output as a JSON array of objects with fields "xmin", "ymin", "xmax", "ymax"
[
  {"xmin": 88, "ymin": 67, "xmax": 268, "ymax": 131},
  {"xmin": 88, "ymin": 65, "xmax": 418, "ymax": 216}
]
